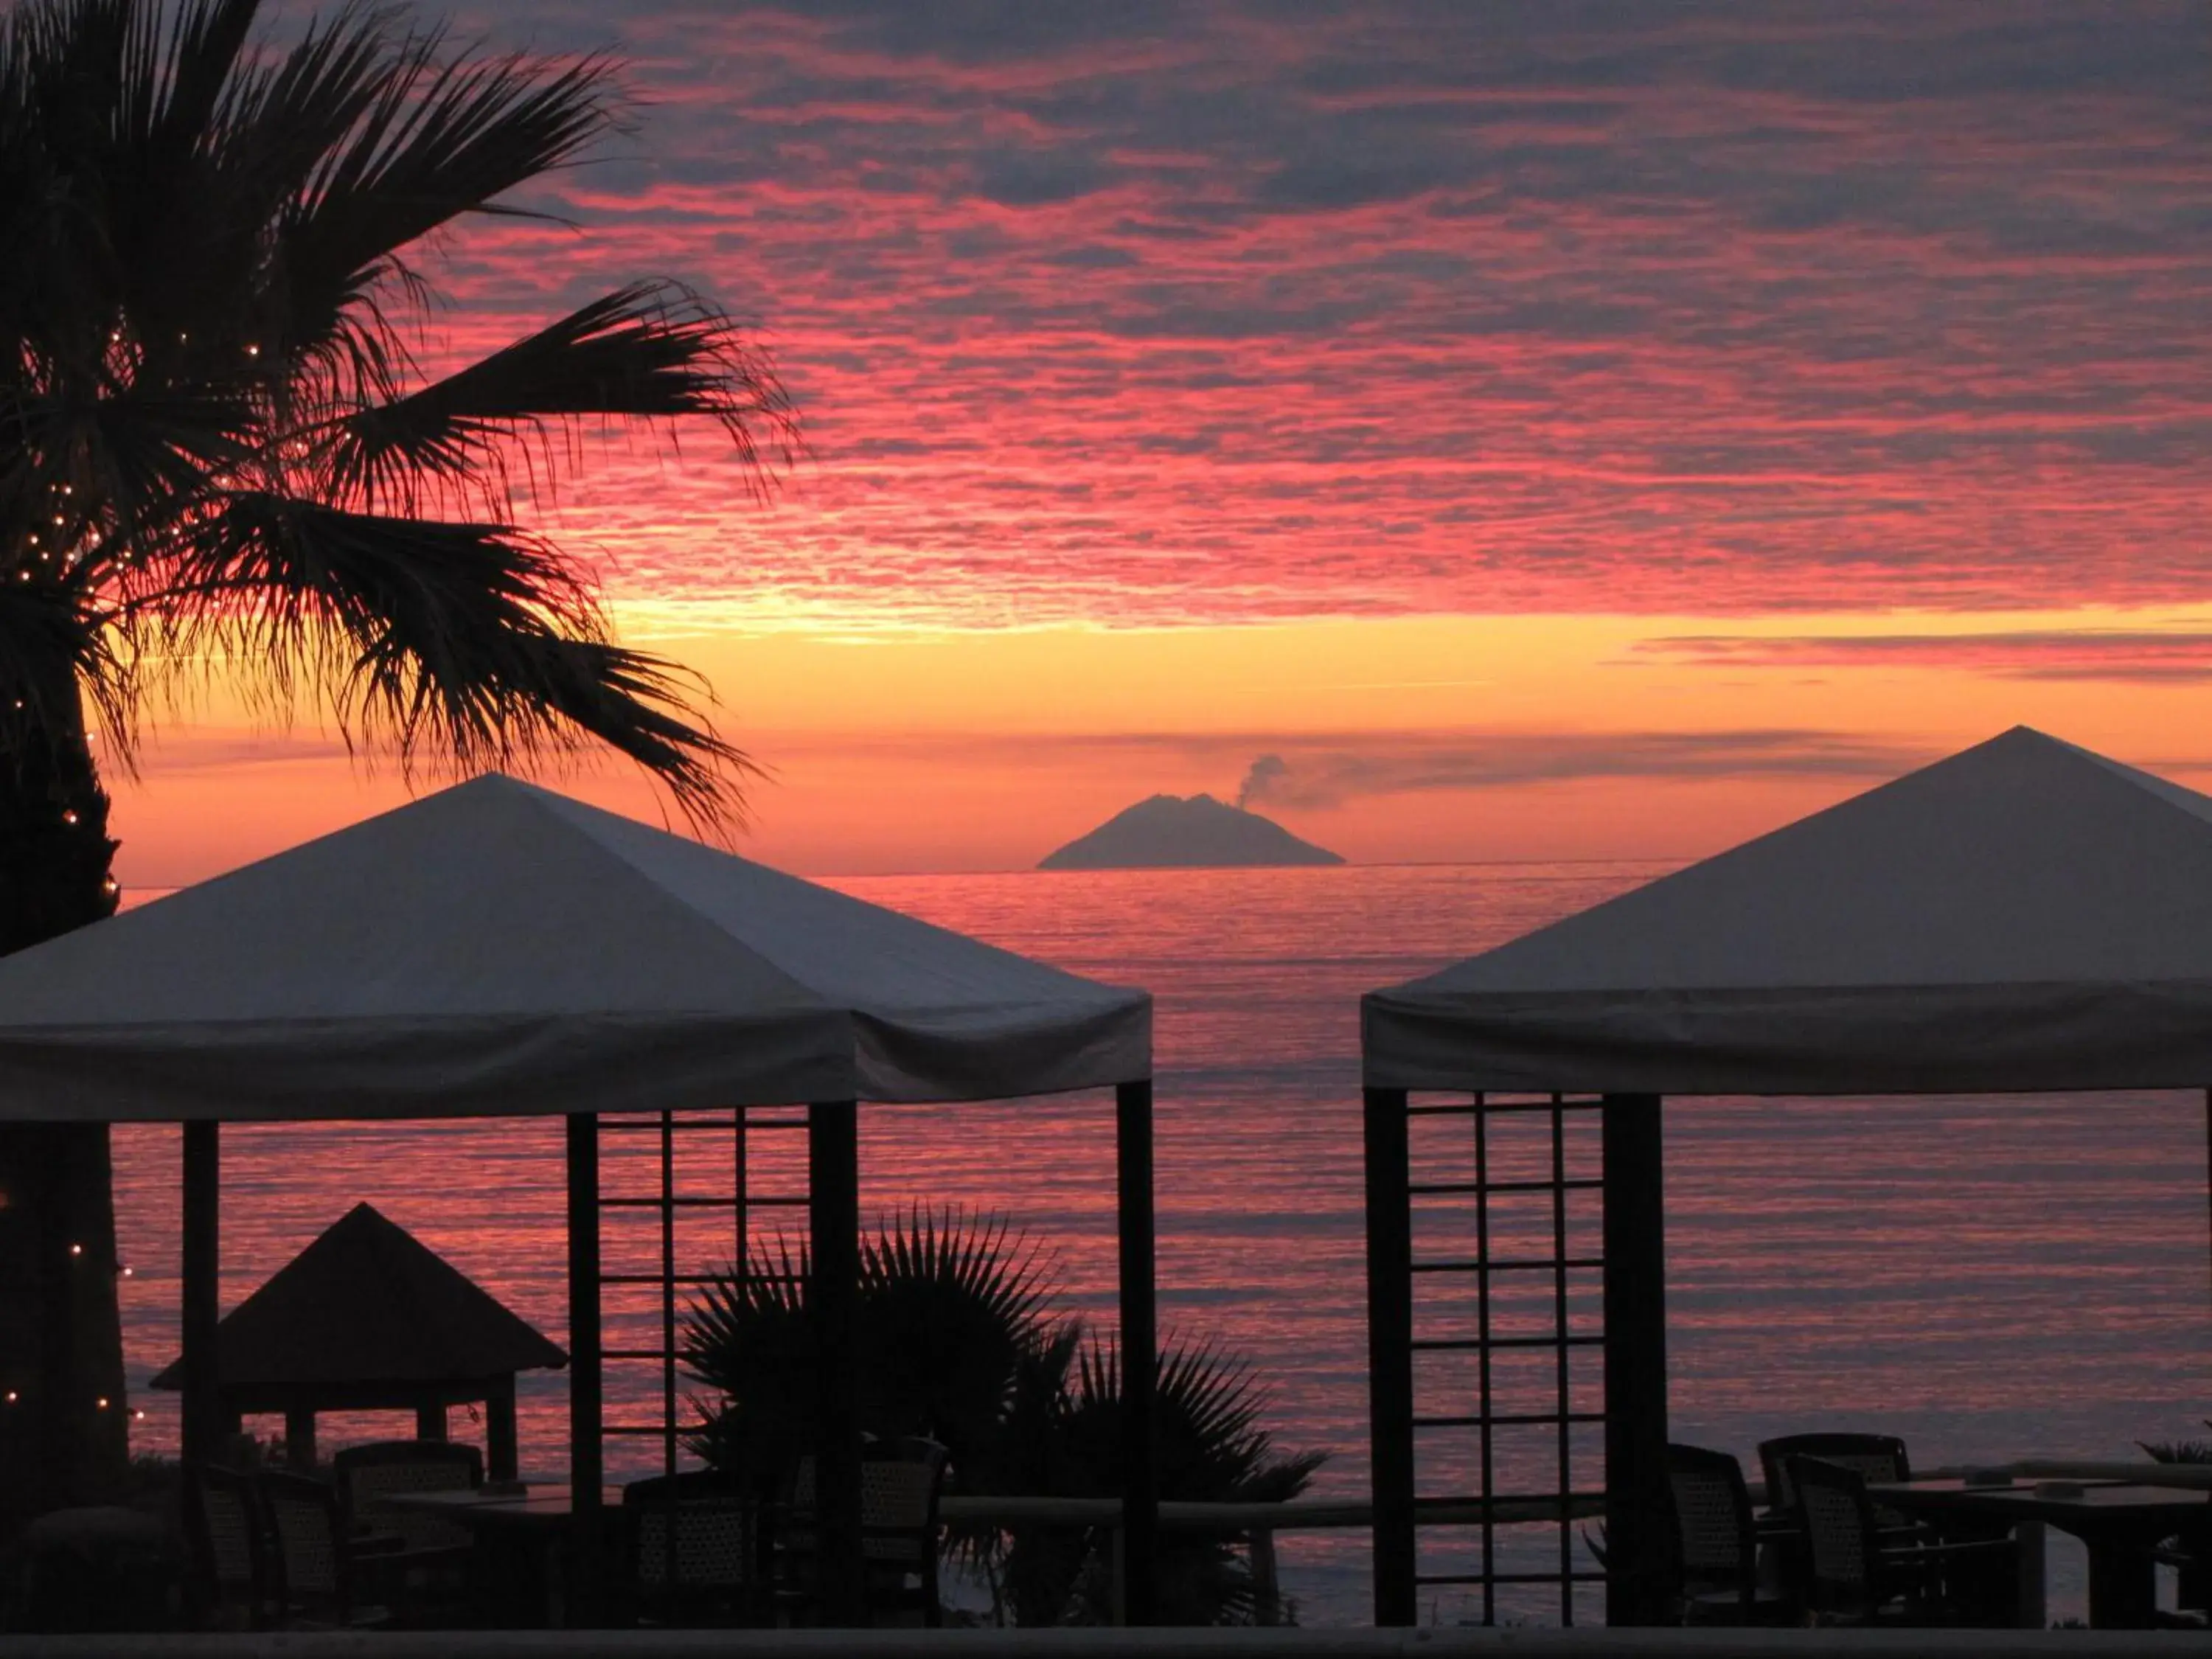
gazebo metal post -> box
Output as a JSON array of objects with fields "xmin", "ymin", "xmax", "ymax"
[
  {"xmin": 180, "ymin": 1120, "xmax": 220, "ymax": 1465},
  {"xmin": 282, "ymin": 1407, "xmax": 316, "ymax": 1469},
  {"xmin": 1362, "ymin": 1085, "xmax": 1416, "ymax": 1627},
  {"xmin": 809, "ymin": 1098, "xmax": 864, "ymax": 1626},
  {"xmin": 1115, "ymin": 1078, "xmax": 1160, "ymax": 1625},
  {"xmin": 1600, "ymin": 1093, "xmax": 1669, "ymax": 1626},
  {"xmin": 487, "ymin": 1374, "xmax": 519, "ymax": 1481},
  {"xmin": 566, "ymin": 1112, "xmax": 604, "ymax": 1624}
]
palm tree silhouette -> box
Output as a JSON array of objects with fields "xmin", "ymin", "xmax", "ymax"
[{"xmin": 0, "ymin": 0, "xmax": 796, "ymax": 1527}]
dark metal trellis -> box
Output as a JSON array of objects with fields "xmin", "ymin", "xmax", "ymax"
[
  {"xmin": 1367, "ymin": 1087, "xmax": 1670, "ymax": 1629},
  {"xmin": 1399, "ymin": 1092, "xmax": 1609, "ymax": 1625},
  {"xmin": 581, "ymin": 1107, "xmax": 812, "ymax": 1602},
  {"xmin": 594, "ymin": 1107, "xmax": 810, "ymax": 1470}
]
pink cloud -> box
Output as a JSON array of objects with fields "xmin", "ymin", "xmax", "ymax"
[{"xmin": 375, "ymin": 1, "xmax": 2212, "ymax": 627}]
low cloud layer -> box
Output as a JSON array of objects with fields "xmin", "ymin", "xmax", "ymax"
[
  {"xmin": 779, "ymin": 726, "xmax": 1926, "ymax": 807},
  {"xmin": 1637, "ymin": 630, "xmax": 2212, "ymax": 682},
  {"xmin": 1217, "ymin": 729, "xmax": 1921, "ymax": 810}
]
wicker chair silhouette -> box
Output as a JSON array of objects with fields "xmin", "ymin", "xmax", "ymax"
[
  {"xmin": 333, "ymin": 1439, "xmax": 483, "ymax": 1556},
  {"xmin": 1664, "ymin": 1443, "xmax": 1791, "ymax": 1624},
  {"xmin": 256, "ymin": 1470, "xmax": 392, "ymax": 1630},
  {"xmin": 782, "ymin": 1439, "xmax": 950, "ymax": 1627},
  {"xmin": 331, "ymin": 1439, "xmax": 482, "ymax": 1621},
  {"xmin": 1758, "ymin": 1432, "xmax": 1925, "ymax": 1610},
  {"xmin": 1758, "ymin": 1433, "xmax": 1913, "ymax": 1521},
  {"xmin": 1789, "ymin": 1455, "xmax": 2009, "ymax": 1627},
  {"xmin": 181, "ymin": 1462, "xmax": 268, "ymax": 1630},
  {"xmin": 621, "ymin": 1470, "xmax": 774, "ymax": 1627}
]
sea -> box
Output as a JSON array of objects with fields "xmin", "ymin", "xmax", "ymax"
[{"xmin": 108, "ymin": 862, "xmax": 2212, "ymax": 1626}]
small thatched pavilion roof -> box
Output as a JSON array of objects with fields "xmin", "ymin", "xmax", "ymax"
[{"xmin": 152, "ymin": 1203, "xmax": 565, "ymax": 1397}]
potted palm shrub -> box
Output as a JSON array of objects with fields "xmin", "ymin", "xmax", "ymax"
[{"xmin": 682, "ymin": 1208, "xmax": 1324, "ymax": 1625}]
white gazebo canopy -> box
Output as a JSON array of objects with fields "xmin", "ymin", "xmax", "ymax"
[
  {"xmin": 0, "ymin": 772, "xmax": 1150, "ymax": 1120},
  {"xmin": 1364, "ymin": 726, "xmax": 2212, "ymax": 1096}
]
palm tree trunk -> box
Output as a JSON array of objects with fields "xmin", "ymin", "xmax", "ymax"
[{"xmin": 0, "ymin": 678, "xmax": 128, "ymax": 1540}]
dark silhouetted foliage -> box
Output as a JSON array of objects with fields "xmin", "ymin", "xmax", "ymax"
[
  {"xmin": 683, "ymin": 1207, "xmax": 1324, "ymax": 1625},
  {"xmin": 0, "ymin": 0, "xmax": 794, "ymax": 1531}
]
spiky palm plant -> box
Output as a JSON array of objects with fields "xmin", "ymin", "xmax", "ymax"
[
  {"xmin": 987, "ymin": 1336, "xmax": 1326, "ymax": 1627},
  {"xmin": 684, "ymin": 1209, "xmax": 1325, "ymax": 1627},
  {"xmin": 0, "ymin": 0, "xmax": 794, "ymax": 1528},
  {"xmin": 684, "ymin": 1208, "xmax": 1056, "ymax": 1486},
  {"xmin": 2141, "ymin": 1425, "xmax": 2212, "ymax": 1464}
]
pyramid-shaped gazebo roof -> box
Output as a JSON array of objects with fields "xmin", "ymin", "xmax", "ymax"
[
  {"xmin": 0, "ymin": 773, "xmax": 1150, "ymax": 1121},
  {"xmin": 1365, "ymin": 726, "xmax": 2212, "ymax": 1095},
  {"xmin": 150, "ymin": 1202, "xmax": 564, "ymax": 1394}
]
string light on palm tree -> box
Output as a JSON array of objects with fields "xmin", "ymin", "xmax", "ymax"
[{"xmin": 0, "ymin": 0, "xmax": 799, "ymax": 1524}]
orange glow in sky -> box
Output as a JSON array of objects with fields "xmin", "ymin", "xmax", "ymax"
[
  {"xmin": 111, "ymin": 604, "xmax": 2212, "ymax": 881},
  {"xmin": 100, "ymin": 2, "xmax": 2212, "ymax": 883}
]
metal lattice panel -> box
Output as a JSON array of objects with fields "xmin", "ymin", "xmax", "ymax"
[
  {"xmin": 588, "ymin": 1107, "xmax": 811, "ymax": 1595},
  {"xmin": 1405, "ymin": 1093, "xmax": 1607, "ymax": 1625}
]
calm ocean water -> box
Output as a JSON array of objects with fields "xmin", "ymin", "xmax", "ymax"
[{"xmin": 109, "ymin": 862, "xmax": 2212, "ymax": 1625}]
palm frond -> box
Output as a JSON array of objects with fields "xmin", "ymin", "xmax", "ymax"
[
  {"xmin": 489, "ymin": 635, "xmax": 753, "ymax": 829},
  {"xmin": 0, "ymin": 1, "xmax": 276, "ymax": 384},
  {"xmin": 981, "ymin": 1332, "xmax": 1325, "ymax": 1626},
  {"xmin": 681, "ymin": 1232, "xmax": 815, "ymax": 1478},
  {"xmin": 0, "ymin": 0, "xmax": 133, "ymax": 353},
  {"xmin": 0, "ymin": 586, "xmax": 136, "ymax": 762},
  {"xmin": 2140, "ymin": 1433, "xmax": 2212, "ymax": 1464},
  {"xmin": 0, "ymin": 0, "xmax": 779, "ymax": 830},
  {"xmin": 861, "ymin": 1205, "xmax": 1054, "ymax": 1353},
  {"xmin": 147, "ymin": 0, "xmax": 260, "ymax": 147},
  {"xmin": 158, "ymin": 493, "xmax": 750, "ymax": 825},
  {"xmin": 685, "ymin": 1207, "xmax": 1062, "ymax": 1481},
  {"xmin": 323, "ymin": 281, "xmax": 796, "ymax": 514},
  {"xmin": 1069, "ymin": 1332, "xmax": 1325, "ymax": 1505},
  {"xmin": 112, "ymin": 1, "xmax": 391, "ymax": 383},
  {"xmin": 683, "ymin": 1231, "xmax": 810, "ymax": 1399},
  {"xmin": 855, "ymin": 1206, "xmax": 1057, "ymax": 1459},
  {"xmin": 202, "ymin": 4, "xmax": 416, "ymax": 383},
  {"xmin": 275, "ymin": 38, "xmax": 616, "ymax": 379},
  {"xmin": 0, "ymin": 385, "xmax": 257, "ymax": 590}
]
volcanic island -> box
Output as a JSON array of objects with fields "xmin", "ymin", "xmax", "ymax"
[{"xmin": 1039, "ymin": 794, "xmax": 1346, "ymax": 869}]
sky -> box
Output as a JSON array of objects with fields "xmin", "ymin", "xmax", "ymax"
[{"xmin": 114, "ymin": 0, "xmax": 2212, "ymax": 880}]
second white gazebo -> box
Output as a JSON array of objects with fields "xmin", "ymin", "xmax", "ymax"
[{"xmin": 1360, "ymin": 726, "xmax": 2212, "ymax": 1629}]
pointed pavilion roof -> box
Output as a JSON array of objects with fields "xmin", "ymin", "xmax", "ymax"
[
  {"xmin": 150, "ymin": 1203, "xmax": 564, "ymax": 1392},
  {"xmin": 0, "ymin": 773, "xmax": 1150, "ymax": 1121},
  {"xmin": 1365, "ymin": 727, "xmax": 2212, "ymax": 1094}
]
